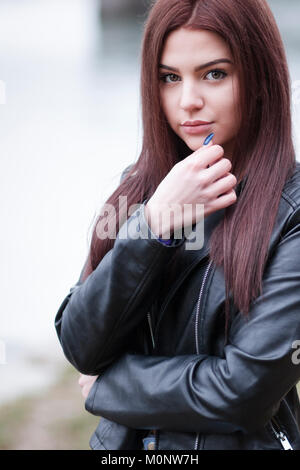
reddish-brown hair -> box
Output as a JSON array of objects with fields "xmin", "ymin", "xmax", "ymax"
[{"xmin": 81, "ymin": 0, "xmax": 296, "ymax": 336}]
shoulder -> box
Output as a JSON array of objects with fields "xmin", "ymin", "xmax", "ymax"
[{"xmin": 282, "ymin": 161, "xmax": 300, "ymax": 210}]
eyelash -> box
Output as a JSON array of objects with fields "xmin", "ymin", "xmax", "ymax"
[{"xmin": 159, "ymin": 69, "xmax": 228, "ymax": 83}]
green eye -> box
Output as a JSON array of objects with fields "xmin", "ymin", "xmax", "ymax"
[
  {"xmin": 206, "ymin": 70, "xmax": 227, "ymax": 80},
  {"xmin": 160, "ymin": 73, "xmax": 180, "ymax": 83},
  {"xmin": 159, "ymin": 70, "xmax": 227, "ymax": 83}
]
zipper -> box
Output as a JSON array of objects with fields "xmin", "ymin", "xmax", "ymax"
[
  {"xmin": 145, "ymin": 310, "xmax": 159, "ymax": 448},
  {"xmin": 148, "ymin": 257, "xmax": 212, "ymax": 450},
  {"xmin": 269, "ymin": 417, "xmax": 293, "ymax": 450},
  {"xmin": 195, "ymin": 260, "xmax": 213, "ymax": 355},
  {"xmin": 194, "ymin": 259, "xmax": 213, "ymax": 450},
  {"xmin": 147, "ymin": 311, "xmax": 156, "ymax": 350}
]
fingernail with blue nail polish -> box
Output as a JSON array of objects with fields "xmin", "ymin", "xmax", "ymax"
[{"xmin": 203, "ymin": 133, "xmax": 214, "ymax": 146}]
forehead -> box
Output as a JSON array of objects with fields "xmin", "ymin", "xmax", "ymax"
[{"xmin": 161, "ymin": 28, "xmax": 232, "ymax": 64}]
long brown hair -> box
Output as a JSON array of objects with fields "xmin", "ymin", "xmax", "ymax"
[{"xmin": 81, "ymin": 0, "xmax": 296, "ymax": 334}]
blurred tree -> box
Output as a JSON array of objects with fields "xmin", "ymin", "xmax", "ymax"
[{"xmin": 101, "ymin": 0, "xmax": 151, "ymax": 18}]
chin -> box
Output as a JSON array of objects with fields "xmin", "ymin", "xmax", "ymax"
[
  {"xmin": 184, "ymin": 138, "xmax": 206, "ymax": 152},
  {"xmin": 187, "ymin": 144, "xmax": 199, "ymax": 152}
]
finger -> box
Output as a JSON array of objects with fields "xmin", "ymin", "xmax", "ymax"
[
  {"xmin": 217, "ymin": 188, "xmax": 237, "ymax": 203},
  {"xmin": 201, "ymin": 136, "xmax": 216, "ymax": 169},
  {"xmin": 186, "ymin": 136, "xmax": 214, "ymax": 162},
  {"xmin": 205, "ymin": 189, "xmax": 237, "ymax": 215},
  {"xmin": 205, "ymin": 140, "xmax": 214, "ymax": 168},
  {"xmin": 204, "ymin": 160, "xmax": 234, "ymax": 185},
  {"xmin": 207, "ymin": 172, "xmax": 237, "ymax": 197},
  {"xmin": 202, "ymin": 136, "xmax": 216, "ymax": 169},
  {"xmin": 193, "ymin": 144, "xmax": 225, "ymax": 169}
]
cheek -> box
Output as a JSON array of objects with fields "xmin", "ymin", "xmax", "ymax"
[
  {"xmin": 215, "ymin": 87, "xmax": 235, "ymax": 111},
  {"xmin": 160, "ymin": 90, "xmax": 176, "ymax": 123},
  {"xmin": 214, "ymin": 85, "xmax": 240, "ymax": 128}
]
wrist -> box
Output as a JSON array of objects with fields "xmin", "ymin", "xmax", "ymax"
[{"xmin": 144, "ymin": 202, "xmax": 173, "ymax": 239}]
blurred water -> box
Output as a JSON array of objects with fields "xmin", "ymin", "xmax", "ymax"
[
  {"xmin": 268, "ymin": 0, "xmax": 300, "ymax": 153},
  {"xmin": 0, "ymin": 0, "xmax": 299, "ymax": 404},
  {"xmin": 0, "ymin": 0, "xmax": 145, "ymax": 403}
]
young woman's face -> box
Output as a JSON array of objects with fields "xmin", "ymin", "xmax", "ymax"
[{"xmin": 159, "ymin": 28, "xmax": 241, "ymax": 157}]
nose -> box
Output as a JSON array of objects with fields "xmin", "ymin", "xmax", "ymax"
[{"xmin": 179, "ymin": 80, "xmax": 204, "ymax": 112}]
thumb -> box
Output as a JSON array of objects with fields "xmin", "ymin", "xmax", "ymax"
[
  {"xmin": 187, "ymin": 132, "xmax": 214, "ymax": 161},
  {"xmin": 202, "ymin": 133, "xmax": 214, "ymax": 168}
]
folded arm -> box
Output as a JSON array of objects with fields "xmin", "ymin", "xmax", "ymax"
[
  {"xmin": 55, "ymin": 204, "xmax": 185, "ymax": 375},
  {"xmin": 85, "ymin": 207, "xmax": 300, "ymax": 434}
]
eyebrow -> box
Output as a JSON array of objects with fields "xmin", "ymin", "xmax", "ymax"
[{"xmin": 159, "ymin": 58, "xmax": 233, "ymax": 72}]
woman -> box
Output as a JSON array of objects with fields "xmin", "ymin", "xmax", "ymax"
[{"xmin": 55, "ymin": 0, "xmax": 300, "ymax": 450}]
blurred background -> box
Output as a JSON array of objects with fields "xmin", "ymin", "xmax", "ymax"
[{"xmin": 0, "ymin": 0, "xmax": 299, "ymax": 449}]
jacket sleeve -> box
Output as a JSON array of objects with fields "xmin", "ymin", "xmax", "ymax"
[
  {"xmin": 85, "ymin": 206, "xmax": 300, "ymax": 434},
  {"xmin": 54, "ymin": 202, "xmax": 185, "ymax": 375}
]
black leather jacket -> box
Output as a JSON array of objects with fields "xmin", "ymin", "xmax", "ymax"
[{"xmin": 55, "ymin": 162, "xmax": 300, "ymax": 450}]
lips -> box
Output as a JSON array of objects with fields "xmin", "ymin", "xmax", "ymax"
[
  {"xmin": 181, "ymin": 121, "xmax": 214, "ymax": 136},
  {"xmin": 182, "ymin": 120, "xmax": 213, "ymax": 126}
]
